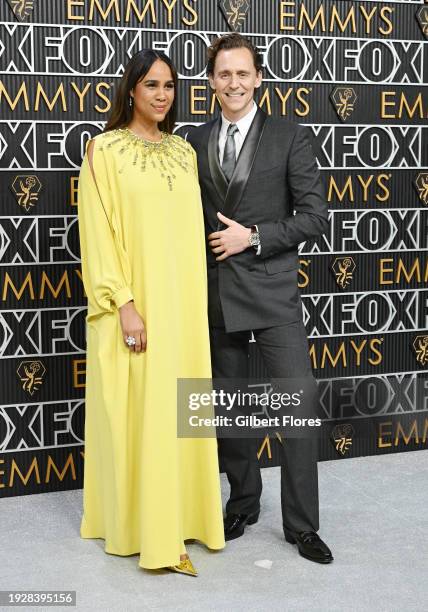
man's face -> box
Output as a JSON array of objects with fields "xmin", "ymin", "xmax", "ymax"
[{"xmin": 208, "ymin": 47, "xmax": 262, "ymax": 121}]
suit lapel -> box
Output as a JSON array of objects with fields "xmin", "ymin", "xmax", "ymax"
[
  {"xmin": 208, "ymin": 117, "xmax": 228, "ymax": 203},
  {"xmin": 223, "ymin": 108, "xmax": 267, "ymax": 220}
]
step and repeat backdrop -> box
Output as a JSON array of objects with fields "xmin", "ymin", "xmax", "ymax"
[{"xmin": 0, "ymin": 0, "xmax": 427, "ymax": 497}]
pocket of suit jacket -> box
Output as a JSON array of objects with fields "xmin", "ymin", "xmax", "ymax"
[{"xmin": 263, "ymin": 251, "xmax": 299, "ymax": 275}]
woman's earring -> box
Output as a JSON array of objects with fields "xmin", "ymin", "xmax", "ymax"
[{"xmin": 129, "ymin": 97, "xmax": 133, "ymax": 108}]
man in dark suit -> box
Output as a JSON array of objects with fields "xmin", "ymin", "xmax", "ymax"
[{"xmin": 187, "ymin": 33, "xmax": 333, "ymax": 564}]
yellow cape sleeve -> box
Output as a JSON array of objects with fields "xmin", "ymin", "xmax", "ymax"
[{"xmin": 77, "ymin": 138, "xmax": 133, "ymax": 314}]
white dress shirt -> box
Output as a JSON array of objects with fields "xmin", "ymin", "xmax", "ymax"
[
  {"xmin": 218, "ymin": 102, "xmax": 258, "ymax": 165},
  {"xmin": 218, "ymin": 102, "xmax": 261, "ymax": 255}
]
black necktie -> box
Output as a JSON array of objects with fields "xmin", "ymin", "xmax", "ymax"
[{"xmin": 221, "ymin": 123, "xmax": 239, "ymax": 182}]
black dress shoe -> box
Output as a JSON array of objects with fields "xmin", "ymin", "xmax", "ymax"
[
  {"xmin": 224, "ymin": 511, "xmax": 260, "ymax": 541},
  {"xmin": 284, "ymin": 529, "xmax": 333, "ymax": 564}
]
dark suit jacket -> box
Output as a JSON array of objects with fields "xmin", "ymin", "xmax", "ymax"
[{"xmin": 187, "ymin": 108, "xmax": 329, "ymax": 333}]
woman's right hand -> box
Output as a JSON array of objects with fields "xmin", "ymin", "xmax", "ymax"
[{"xmin": 119, "ymin": 301, "xmax": 147, "ymax": 353}]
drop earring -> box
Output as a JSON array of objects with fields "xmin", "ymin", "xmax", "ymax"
[{"xmin": 129, "ymin": 97, "xmax": 133, "ymax": 108}]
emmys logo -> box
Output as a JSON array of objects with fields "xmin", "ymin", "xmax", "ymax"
[
  {"xmin": 219, "ymin": 0, "xmax": 251, "ymax": 31},
  {"xmin": 330, "ymin": 87, "xmax": 357, "ymax": 122},
  {"xmin": 331, "ymin": 424, "xmax": 354, "ymax": 456},
  {"xmin": 412, "ymin": 335, "xmax": 428, "ymax": 366},
  {"xmin": 331, "ymin": 257, "xmax": 356, "ymax": 289},
  {"xmin": 17, "ymin": 360, "xmax": 46, "ymax": 395},
  {"xmin": 416, "ymin": 6, "xmax": 428, "ymax": 38},
  {"xmin": 6, "ymin": 0, "xmax": 34, "ymax": 21},
  {"xmin": 414, "ymin": 172, "xmax": 428, "ymax": 206},
  {"xmin": 11, "ymin": 175, "xmax": 42, "ymax": 211}
]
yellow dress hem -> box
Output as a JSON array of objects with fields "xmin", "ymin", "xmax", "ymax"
[{"xmin": 80, "ymin": 532, "xmax": 225, "ymax": 570}]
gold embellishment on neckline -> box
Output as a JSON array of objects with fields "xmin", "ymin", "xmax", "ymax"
[{"xmin": 96, "ymin": 128, "xmax": 195, "ymax": 191}]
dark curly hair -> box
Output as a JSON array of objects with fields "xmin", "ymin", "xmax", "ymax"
[{"xmin": 206, "ymin": 33, "xmax": 263, "ymax": 76}]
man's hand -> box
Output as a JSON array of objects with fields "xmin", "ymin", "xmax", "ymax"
[{"xmin": 208, "ymin": 212, "xmax": 251, "ymax": 261}]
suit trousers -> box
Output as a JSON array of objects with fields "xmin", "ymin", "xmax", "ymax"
[{"xmin": 209, "ymin": 320, "xmax": 320, "ymax": 534}]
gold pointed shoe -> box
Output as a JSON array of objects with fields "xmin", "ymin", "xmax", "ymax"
[{"xmin": 167, "ymin": 557, "xmax": 198, "ymax": 577}]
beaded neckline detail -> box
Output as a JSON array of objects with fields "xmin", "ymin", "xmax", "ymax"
[
  {"xmin": 124, "ymin": 127, "xmax": 166, "ymax": 144},
  {"xmin": 97, "ymin": 128, "xmax": 195, "ymax": 191}
]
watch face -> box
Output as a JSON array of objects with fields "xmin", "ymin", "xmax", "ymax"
[{"xmin": 250, "ymin": 232, "xmax": 260, "ymax": 246}]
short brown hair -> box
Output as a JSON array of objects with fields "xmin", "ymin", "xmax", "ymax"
[{"xmin": 206, "ymin": 33, "xmax": 263, "ymax": 76}]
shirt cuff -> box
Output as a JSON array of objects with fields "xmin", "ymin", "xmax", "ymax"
[
  {"xmin": 254, "ymin": 224, "xmax": 261, "ymax": 256},
  {"xmin": 112, "ymin": 286, "xmax": 134, "ymax": 309}
]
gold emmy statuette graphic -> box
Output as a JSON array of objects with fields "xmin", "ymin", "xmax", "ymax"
[
  {"xmin": 257, "ymin": 434, "xmax": 272, "ymax": 460},
  {"xmin": 331, "ymin": 256, "xmax": 356, "ymax": 289},
  {"xmin": 11, "ymin": 175, "xmax": 42, "ymax": 211},
  {"xmin": 414, "ymin": 172, "xmax": 428, "ymax": 206},
  {"xmin": 6, "ymin": 0, "xmax": 35, "ymax": 21},
  {"xmin": 330, "ymin": 87, "xmax": 357, "ymax": 122},
  {"xmin": 17, "ymin": 360, "xmax": 46, "ymax": 395},
  {"xmin": 412, "ymin": 335, "xmax": 428, "ymax": 366},
  {"xmin": 331, "ymin": 424, "xmax": 354, "ymax": 456},
  {"xmin": 416, "ymin": 6, "xmax": 428, "ymax": 38},
  {"xmin": 218, "ymin": 0, "xmax": 251, "ymax": 32}
]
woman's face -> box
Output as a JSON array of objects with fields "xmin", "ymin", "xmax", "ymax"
[{"xmin": 130, "ymin": 59, "xmax": 175, "ymax": 125}]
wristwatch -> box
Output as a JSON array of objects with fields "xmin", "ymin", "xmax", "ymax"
[{"xmin": 248, "ymin": 225, "xmax": 261, "ymax": 255}]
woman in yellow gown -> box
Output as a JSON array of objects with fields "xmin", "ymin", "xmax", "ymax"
[{"xmin": 77, "ymin": 50, "xmax": 225, "ymax": 574}]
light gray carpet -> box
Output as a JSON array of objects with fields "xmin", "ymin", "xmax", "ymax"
[{"xmin": 1, "ymin": 450, "xmax": 427, "ymax": 612}]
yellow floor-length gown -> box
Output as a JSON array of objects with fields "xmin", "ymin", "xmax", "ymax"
[{"xmin": 77, "ymin": 127, "xmax": 225, "ymax": 569}]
